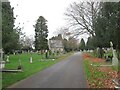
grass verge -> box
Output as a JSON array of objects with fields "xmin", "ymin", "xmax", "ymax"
[
  {"xmin": 2, "ymin": 52, "xmax": 72, "ymax": 89},
  {"xmin": 83, "ymin": 59, "xmax": 108, "ymax": 88}
]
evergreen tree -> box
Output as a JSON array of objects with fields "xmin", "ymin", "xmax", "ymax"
[
  {"xmin": 86, "ymin": 37, "xmax": 95, "ymax": 50},
  {"xmin": 116, "ymin": 2, "xmax": 120, "ymax": 49},
  {"xmin": 0, "ymin": 1, "xmax": 2, "ymax": 49},
  {"xmin": 34, "ymin": 16, "xmax": 48, "ymax": 50},
  {"xmin": 116, "ymin": 2, "xmax": 120, "ymax": 60},
  {"xmin": 62, "ymin": 38, "xmax": 68, "ymax": 52},
  {"xmin": 79, "ymin": 38, "xmax": 85, "ymax": 51},
  {"xmin": 67, "ymin": 37, "xmax": 78, "ymax": 51},
  {"xmin": 2, "ymin": 2, "xmax": 20, "ymax": 54},
  {"xmin": 57, "ymin": 34, "xmax": 62, "ymax": 40},
  {"xmin": 94, "ymin": 2, "xmax": 119, "ymax": 48}
]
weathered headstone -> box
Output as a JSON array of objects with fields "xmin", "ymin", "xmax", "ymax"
[
  {"xmin": 17, "ymin": 53, "xmax": 23, "ymax": 70},
  {"xmin": 83, "ymin": 50, "xmax": 86, "ymax": 52},
  {"xmin": 0, "ymin": 61, "xmax": 5, "ymax": 69},
  {"xmin": 0, "ymin": 49, "xmax": 3, "ymax": 61},
  {"xmin": 112, "ymin": 50, "xmax": 119, "ymax": 66},
  {"xmin": 29, "ymin": 57, "xmax": 33, "ymax": 63},
  {"xmin": 87, "ymin": 50, "xmax": 89, "ymax": 53},
  {"xmin": 52, "ymin": 59, "xmax": 55, "ymax": 61},
  {"xmin": 110, "ymin": 42, "xmax": 119, "ymax": 67},
  {"xmin": 90, "ymin": 50, "xmax": 93, "ymax": 53},
  {"xmin": 18, "ymin": 59, "xmax": 22, "ymax": 70},
  {"xmin": 0, "ymin": 49, "xmax": 5, "ymax": 69},
  {"xmin": 6, "ymin": 55, "xmax": 9, "ymax": 62}
]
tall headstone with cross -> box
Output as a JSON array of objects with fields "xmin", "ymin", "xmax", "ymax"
[{"xmin": 110, "ymin": 42, "xmax": 119, "ymax": 67}]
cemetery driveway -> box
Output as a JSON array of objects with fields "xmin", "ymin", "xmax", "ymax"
[{"xmin": 9, "ymin": 52, "xmax": 88, "ymax": 88}]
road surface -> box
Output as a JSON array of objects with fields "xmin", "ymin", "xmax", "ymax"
[{"xmin": 8, "ymin": 52, "xmax": 88, "ymax": 88}]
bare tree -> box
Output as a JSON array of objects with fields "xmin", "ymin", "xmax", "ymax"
[
  {"xmin": 67, "ymin": 37, "xmax": 79, "ymax": 51},
  {"xmin": 54, "ymin": 27, "xmax": 71, "ymax": 39},
  {"xmin": 65, "ymin": 1, "xmax": 102, "ymax": 37},
  {"xmin": 20, "ymin": 35, "xmax": 34, "ymax": 50}
]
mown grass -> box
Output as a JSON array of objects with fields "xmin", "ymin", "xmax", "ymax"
[
  {"xmin": 83, "ymin": 59, "xmax": 92, "ymax": 80},
  {"xmin": 83, "ymin": 59, "xmax": 108, "ymax": 88},
  {"xmin": 83, "ymin": 51, "xmax": 120, "ymax": 88},
  {"xmin": 2, "ymin": 52, "xmax": 72, "ymax": 89},
  {"xmin": 83, "ymin": 60, "xmax": 106, "ymax": 81}
]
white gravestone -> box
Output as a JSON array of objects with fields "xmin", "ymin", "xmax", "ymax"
[
  {"xmin": 0, "ymin": 49, "xmax": 3, "ymax": 61},
  {"xmin": 52, "ymin": 59, "xmax": 55, "ymax": 61},
  {"xmin": 30, "ymin": 57, "xmax": 33, "ymax": 63},
  {"xmin": 19, "ymin": 59, "xmax": 21, "ymax": 66},
  {"xmin": 0, "ymin": 61, "xmax": 5, "ymax": 69},
  {"xmin": 110, "ymin": 42, "xmax": 119, "ymax": 67},
  {"xmin": 0, "ymin": 49, "xmax": 5, "ymax": 69},
  {"xmin": 6, "ymin": 55, "xmax": 9, "ymax": 62}
]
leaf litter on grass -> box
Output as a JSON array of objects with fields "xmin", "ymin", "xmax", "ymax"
[{"xmin": 83, "ymin": 53, "xmax": 118, "ymax": 88}]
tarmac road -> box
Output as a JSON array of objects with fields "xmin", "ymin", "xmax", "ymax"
[{"xmin": 8, "ymin": 52, "xmax": 88, "ymax": 88}]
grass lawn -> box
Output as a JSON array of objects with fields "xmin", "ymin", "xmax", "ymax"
[
  {"xmin": 2, "ymin": 52, "xmax": 72, "ymax": 89},
  {"xmin": 83, "ymin": 59, "xmax": 112, "ymax": 88},
  {"xmin": 83, "ymin": 53, "xmax": 119, "ymax": 88}
]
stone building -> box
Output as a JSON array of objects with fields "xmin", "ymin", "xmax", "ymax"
[{"xmin": 48, "ymin": 40, "xmax": 64, "ymax": 53}]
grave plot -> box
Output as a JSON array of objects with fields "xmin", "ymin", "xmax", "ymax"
[{"xmin": 83, "ymin": 53, "xmax": 119, "ymax": 88}]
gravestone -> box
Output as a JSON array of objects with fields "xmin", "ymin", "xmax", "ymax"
[
  {"xmin": 110, "ymin": 42, "xmax": 119, "ymax": 67},
  {"xmin": 0, "ymin": 49, "xmax": 5, "ymax": 69},
  {"xmin": 0, "ymin": 61, "xmax": 5, "ymax": 69},
  {"xmin": 29, "ymin": 57, "xmax": 33, "ymax": 63},
  {"xmin": 0, "ymin": 49, "xmax": 3, "ymax": 61},
  {"xmin": 52, "ymin": 59, "xmax": 55, "ymax": 61},
  {"xmin": 17, "ymin": 53, "xmax": 23, "ymax": 70},
  {"xmin": 18, "ymin": 59, "xmax": 22, "ymax": 70},
  {"xmin": 83, "ymin": 50, "xmax": 86, "ymax": 52},
  {"xmin": 90, "ymin": 50, "xmax": 93, "ymax": 52},
  {"xmin": 6, "ymin": 55, "xmax": 9, "ymax": 62}
]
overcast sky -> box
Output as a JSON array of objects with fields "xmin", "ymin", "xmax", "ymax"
[{"xmin": 9, "ymin": 0, "xmax": 81, "ymax": 39}]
